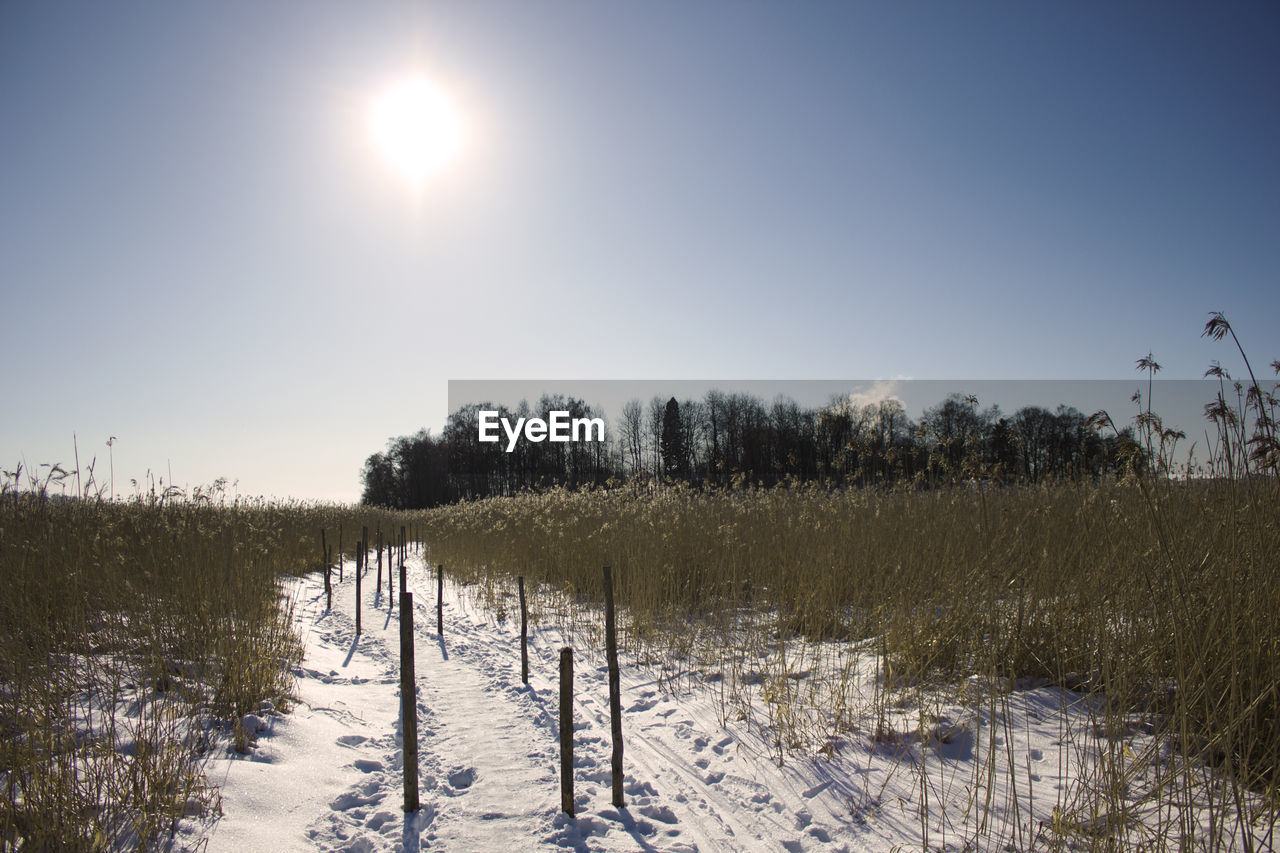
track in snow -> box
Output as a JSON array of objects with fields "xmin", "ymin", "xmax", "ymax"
[{"xmin": 190, "ymin": 554, "xmax": 882, "ymax": 851}]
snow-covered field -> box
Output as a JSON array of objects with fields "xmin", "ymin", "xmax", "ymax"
[{"xmin": 172, "ymin": 554, "xmax": 1269, "ymax": 851}]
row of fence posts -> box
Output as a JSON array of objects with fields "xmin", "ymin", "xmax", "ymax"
[
  {"xmin": 325, "ymin": 522, "xmax": 423, "ymax": 584},
  {"xmin": 317, "ymin": 529, "xmax": 624, "ymax": 821},
  {"xmin": 319, "ymin": 524, "xmax": 423, "ymax": 605}
]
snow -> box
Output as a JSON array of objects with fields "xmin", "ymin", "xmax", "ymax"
[{"xmin": 171, "ymin": 554, "xmax": 1273, "ymax": 851}]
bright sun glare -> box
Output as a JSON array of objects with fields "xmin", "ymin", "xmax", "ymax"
[{"xmin": 369, "ymin": 76, "xmax": 465, "ymax": 185}]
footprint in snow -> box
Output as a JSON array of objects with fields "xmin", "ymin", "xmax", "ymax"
[
  {"xmin": 807, "ymin": 826, "xmax": 831, "ymax": 843},
  {"xmin": 446, "ymin": 766, "xmax": 477, "ymax": 791},
  {"xmin": 340, "ymin": 837, "xmax": 376, "ymax": 853},
  {"xmin": 626, "ymin": 780, "xmax": 658, "ymax": 798},
  {"xmin": 639, "ymin": 804, "xmax": 678, "ymax": 825},
  {"xmin": 329, "ymin": 786, "xmax": 381, "ymax": 811}
]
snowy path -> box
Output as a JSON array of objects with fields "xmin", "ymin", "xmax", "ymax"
[
  {"xmin": 171, "ymin": 552, "xmax": 1277, "ymax": 852},
  {"xmin": 178, "ymin": 555, "xmax": 890, "ymax": 851}
]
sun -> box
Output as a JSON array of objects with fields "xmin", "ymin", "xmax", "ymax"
[{"xmin": 369, "ymin": 75, "xmax": 465, "ymax": 185}]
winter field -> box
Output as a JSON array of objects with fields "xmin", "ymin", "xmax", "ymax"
[
  {"xmin": 180, "ymin": 550, "xmax": 1277, "ymax": 852},
  {"xmin": 2, "ymin": 468, "xmax": 1278, "ymax": 851}
]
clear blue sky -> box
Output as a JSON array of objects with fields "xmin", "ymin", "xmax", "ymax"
[{"xmin": 2, "ymin": 2, "xmax": 1276, "ymax": 502}]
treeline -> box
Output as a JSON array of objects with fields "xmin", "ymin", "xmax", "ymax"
[{"xmin": 360, "ymin": 390, "xmax": 1140, "ymax": 508}]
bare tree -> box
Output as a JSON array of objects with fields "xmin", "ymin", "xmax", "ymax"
[
  {"xmin": 619, "ymin": 398, "xmax": 644, "ymax": 476},
  {"xmin": 646, "ymin": 396, "xmax": 666, "ymax": 481}
]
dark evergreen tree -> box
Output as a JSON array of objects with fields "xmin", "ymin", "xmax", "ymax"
[{"xmin": 660, "ymin": 397, "xmax": 688, "ymax": 480}]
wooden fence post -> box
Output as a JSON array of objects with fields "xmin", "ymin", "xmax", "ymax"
[
  {"xmin": 356, "ymin": 542, "xmax": 363, "ymax": 635},
  {"xmin": 401, "ymin": 591, "xmax": 419, "ymax": 813},
  {"xmin": 560, "ymin": 647, "xmax": 574, "ymax": 817},
  {"xmin": 603, "ymin": 565, "xmax": 624, "ymax": 807},
  {"xmin": 518, "ymin": 575, "xmax": 529, "ymax": 684},
  {"xmin": 377, "ymin": 528, "xmax": 383, "ymax": 592},
  {"xmin": 322, "ymin": 529, "xmax": 331, "ymax": 610},
  {"xmin": 437, "ymin": 565, "xmax": 444, "ymax": 638},
  {"xmin": 338, "ymin": 524, "xmax": 343, "ymax": 582}
]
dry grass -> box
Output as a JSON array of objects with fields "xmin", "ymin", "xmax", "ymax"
[
  {"xmin": 0, "ymin": 490, "xmax": 411, "ymax": 850},
  {"xmin": 416, "ymin": 473, "xmax": 1279, "ymax": 849},
  {"xmin": 3, "ymin": 470, "xmax": 1273, "ymax": 849}
]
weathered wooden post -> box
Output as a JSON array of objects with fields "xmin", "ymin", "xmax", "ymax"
[
  {"xmin": 381, "ymin": 527, "xmax": 391, "ymax": 601},
  {"xmin": 322, "ymin": 529, "xmax": 331, "ymax": 610},
  {"xmin": 355, "ymin": 542, "xmax": 363, "ymax": 635},
  {"xmin": 400, "ymin": 591, "xmax": 419, "ymax": 813},
  {"xmin": 338, "ymin": 524, "xmax": 344, "ymax": 582},
  {"xmin": 560, "ymin": 647, "xmax": 574, "ymax": 817},
  {"xmin": 437, "ymin": 564, "xmax": 444, "ymax": 638},
  {"xmin": 518, "ymin": 575, "xmax": 529, "ymax": 684},
  {"xmin": 603, "ymin": 565, "xmax": 624, "ymax": 807},
  {"xmin": 377, "ymin": 528, "xmax": 383, "ymax": 592}
]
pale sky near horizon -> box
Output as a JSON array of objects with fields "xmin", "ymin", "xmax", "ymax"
[{"xmin": 2, "ymin": 2, "xmax": 1277, "ymax": 502}]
